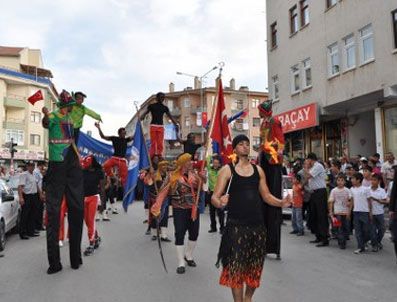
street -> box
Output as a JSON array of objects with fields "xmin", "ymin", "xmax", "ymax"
[{"xmin": 0, "ymin": 201, "xmax": 395, "ymax": 302}]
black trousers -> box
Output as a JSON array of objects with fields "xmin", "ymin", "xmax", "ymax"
[
  {"xmin": 74, "ymin": 128, "xmax": 80, "ymax": 145},
  {"xmin": 259, "ymin": 153, "xmax": 282, "ymax": 255},
  {"xmin": 173, "ymin": 207, "xmax": 199, "ymax": 245},
  {"xmin": 46, "ymin": 149, "xmax": 84, "ymax": 268},
  {"xmin": 20, "ymin": 193, "xmax": 39, "ymax": 236},
  {"xmin": 207, "ymin": 191, "xmax": 225, "ymax": 231},
  {"xmin": 309, "ymin": 188, "xmax": 329, "ymax": 242}
]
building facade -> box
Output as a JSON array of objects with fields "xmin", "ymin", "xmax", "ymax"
[
  {"xmin": 267, "ymin": 0, "xmax": 397, "ymax": 160},
  {"xmin": 126, "ymin": 79, "xmax": 268, "ymax": 159},
  {"xmin": 0, "ymin": 46, "xmax": 57, "ymax": 164}
]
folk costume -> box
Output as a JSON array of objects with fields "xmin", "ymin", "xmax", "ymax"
[
  {"xmin": 42, "ymin": 90, "xmax": 84, "ymax": 274},
  {"xmin": 69, "ymin": 92, "xmax": 102, "ymax": 144},
  {"xmin": 152, "ymin": 153, "xmax": 202, "ymax": 274},
  {"xmin": 257, "ymin": 101, "xmax": 285, "ymax": 258}
]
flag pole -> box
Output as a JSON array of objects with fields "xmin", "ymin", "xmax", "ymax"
[{"xmin": 191, "ymin": 64, "xmax": 224, "ymax": 221}]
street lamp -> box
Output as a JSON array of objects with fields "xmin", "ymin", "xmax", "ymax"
[{"xmin": 176, "ymin": 65, "xmax": 219, "ymax": 142}]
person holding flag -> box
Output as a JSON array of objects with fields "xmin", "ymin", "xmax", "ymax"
[
  {"xmin": 94, "ymin": 123, "xmax": 133, "ymax": 187},
  {"xmin": 70, "ymin": 92, "xmax": 102, "ymax": 144}
]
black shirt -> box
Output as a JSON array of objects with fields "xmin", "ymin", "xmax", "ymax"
[
  {"xmin": 148, "ymin": 102, "xmax": 170, "ymax": 125},
  {"xmin": 183, "ymin": 142, "xmax": 201, "ymax": 157},
  {"xmin": 110, "ymin": 136, "xmax": 132, "ymax": 158},
  {"xmin": 83, "ymin": 169, "xmax": 105, "ymax": 197}
]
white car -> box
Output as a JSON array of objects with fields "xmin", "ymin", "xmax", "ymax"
[
  {"xmin": 282, "ymin": 175, "xmax": 293, "ymax": 218},
  {"xmin": 0, "ymin": 178, "xmax": 21, "ymax": 252}
]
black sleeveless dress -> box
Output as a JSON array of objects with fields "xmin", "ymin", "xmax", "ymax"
[{"xmin": 217, "ymin": 164, "xmax": 267, "ymax": 289}]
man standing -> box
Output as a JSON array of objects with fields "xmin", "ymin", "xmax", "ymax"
[
  {"xmin": 141, "ymin": 92, "xmax": 179, "ymax": 157},
  {"xmin": 70, "ymin": 91, "xmax": 102, "ymax": 144},
  {"xmin": 42, "ymin": 90, "xmax": 84, "ymax": 274},
  {"xmin": 305, "ymin": 153, "xmax": 329, "ymax": 247},
  {"xmin": 206, "ymin": 155, "xmax": 224, "ymax": 233},
  {"xmin": 257, "ymin": 100, "xmax": 285, "ymax": 259},
  {"xmin": 18, "ymin": 161, "xmax": 41, "ymax": 239},
  {"xmin": 95, "ymin": 123, "xmax": 133, "ymax": 187},
  {"xmin": 382, "ymin": 152, "xmax": 397, "ymax": 190}
]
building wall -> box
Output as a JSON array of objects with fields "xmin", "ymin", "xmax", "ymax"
[{"xmin": 347, "ymin": 111, "xmax": 376, "ymax": 157}]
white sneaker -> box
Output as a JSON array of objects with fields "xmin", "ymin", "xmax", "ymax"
[
  {"xmin": 102, "ymin": 211, "xmax": 111, "ymax": 221},
  {"xmin": 59, "ymin": 240, "xmax": 64, "ymax": 247}
]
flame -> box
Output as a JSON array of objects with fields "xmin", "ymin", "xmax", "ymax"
[
  {"xmin": 264, "ymin": 139, "xmax": 279, "ymax": 163},
  {"xmin": 228, "ymin": 153, "xmax": 237, "ymax": 164}
]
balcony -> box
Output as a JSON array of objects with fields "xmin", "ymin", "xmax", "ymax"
[
  {"xmin": 3, "ymin": 118, "xmax": 25, "ymax": 130},
  {"xmin": 3, "ymin": 96, "xmax": 27, "ymax": 109}
]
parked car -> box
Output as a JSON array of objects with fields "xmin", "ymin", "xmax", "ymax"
[
  {"xmin": 0, "ymin": 178, "xmax": 21, "ymax": 251},
  {"xmin": 282, "ymin": 175, "xmax": 293, "ymax": 218}
]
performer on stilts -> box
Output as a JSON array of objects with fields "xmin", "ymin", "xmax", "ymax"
[
  {"xmin": 144, "ymin": 160, "xmax": 171, "ymax": 242},
  {"xmin": 212, "ymin": 135, "xmax": 290, "ymax": 302},
  {"xmin": 42, "ymin": 90, "xmax": 84, "ymax": 274},
  {"xmin": 140, "ymin": 92, "xmax": 179, "ymax": 157},
  {"xmin": 257, "ymin": 100, "xmax": 285, "ymax": 260},
  {"xmin": 94, "ymin": 122, "xmax": 133, "ymax": 187},
  {"xmin": 69, "ymin": 91, "xmax": 102, "ymax": 144},
  {"xmin": 80, "ymin": 155, "xmax": 105, "ymax": 256},
  {"xmin": 152, "ymin": 153, "xmax": 206, "ymax": 274}
]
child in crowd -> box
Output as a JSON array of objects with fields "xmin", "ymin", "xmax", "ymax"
[
  {"xmin": 328, "ymin": 173, "xmax": 352, "ymax": 249},
  {"xmin": 368, "ymin": 173, "xmax": 388, "ymax": 252},
  {"xmin": 362, "ymin": 166, "xmax": 372, "ymax": 187},
  {"xmin": 291, "ymin": 175, "xmax": 304, "ymax": 236},
  {"xmin": 351, "ymin": 172, "xmax": 372, "ymax": 254}
]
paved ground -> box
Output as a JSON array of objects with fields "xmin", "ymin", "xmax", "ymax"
[{"xmin": 0, "ymin": 201, "xmax": 395, "ymax": 302}]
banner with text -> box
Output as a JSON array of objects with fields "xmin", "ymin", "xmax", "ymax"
[{"xmin": 275, "ymin": 103, "xmax": 319, "ymax": 133}]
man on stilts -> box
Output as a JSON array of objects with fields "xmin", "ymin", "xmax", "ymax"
[{"xmin": 257, "ymin": 100, "xmax": 285, "ymax": 259}]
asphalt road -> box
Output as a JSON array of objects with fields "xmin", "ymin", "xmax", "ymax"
[{"xmin": 0, "ymin": 202, "xmax": 395, "ymax": 302}]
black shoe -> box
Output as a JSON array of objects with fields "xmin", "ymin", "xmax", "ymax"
[
  {"xmin": 310, "ymin": 239, "xmax": 321, "ymax": 244},
  {"xmin": 176, "ymin": 266, "xmax": 186, "ymax": 274},
  {"xmin": 151, "ymin": 235, "xmax": 157, "ymax": 241},
  {"xmin": 47, "ymin": 264, "xmax": 63, "ymax": 275},
  {"xmin": 145, "ymin": 229, "xmax": 151, "ymax": 235},
  {"xmin": 208, "ymin": 229, "xmax": 217, "ymax": 233},
  {"xmin": 20, "ymin": 235, "xmax": 29, "ymax": 240},
  {"xmin": 339, "ymin": 245, "xmax": 346, "ymax": 250},
  {"xmin": 184, "ymin": 257, "xmax": 197, "ymax": 267},
  {"xmin": 84, "ymin": 246, "xmax": 95, "ymax": 256},
  {"xmin": 94, "ymin": 237, "xmax": 101, "ymax": 249},
  {"xmin": 28, "ymin": 233, "xmax": 40, "ymax": 237},
  {"xmin": 290, "ymin": 230, "xmax": 298, "ymax": 234},
  {"xmin": 160, "ymin": 237, "xmax": 172, "ymax": 242},
  {"xmin": 296, "ymin": 232, "xmax": 304, "ymax": 236},
  {"xmin": 143, "ymin": 219, "xmax": 148, "ymax": 224},
  {"xmin": 316, "ymin": 241, "xmax": 329, "ymax": 247},
  {"xmin": 71, "ymin": 263, "xmax": 81, "ymax": 270}
]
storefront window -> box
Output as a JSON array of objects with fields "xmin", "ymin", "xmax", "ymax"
[
  {"xmin": 384, "ymin": 107, "xmax": 397, "ymax": 155},
  {"xmin": 291, "ymin": 131, "xmax": 305, "ymax": 159},
  {"xmin": 325, "ymin": 120, "xmax": 342, "ymax": 159},
  {"xmin": 310, "ymin": 126, "xmax": 323, "ymax": 159}
]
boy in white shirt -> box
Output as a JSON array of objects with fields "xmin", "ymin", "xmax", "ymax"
[
  {"xmin": 328, "ymin": 174, "xmax": 352, "ymax": 249},
  {"xmin": 368, "ymin": 173, "xmax": 388, "ymax": 252},
  {"xmin": 351, "ymin": 172, "xmax": 371, "ymax": 254}
]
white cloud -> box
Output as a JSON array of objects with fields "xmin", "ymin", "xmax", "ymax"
[{"xmin": 0, "ymin": 0, "xmax": 268, "ymax": 137}]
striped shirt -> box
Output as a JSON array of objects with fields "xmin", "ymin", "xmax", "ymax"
[{"xmin": 308, "ymin": 162, "xmax": 326, "ymax": 190}]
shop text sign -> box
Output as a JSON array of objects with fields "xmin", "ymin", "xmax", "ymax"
[{"xmin": 275, "ymin": 103, "xmax": 318, "ymax": 133}]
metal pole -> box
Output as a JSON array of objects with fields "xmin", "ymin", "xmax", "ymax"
[{"xmin": 10, "ymin": 138, "xmax": 14, "ymax": 175}]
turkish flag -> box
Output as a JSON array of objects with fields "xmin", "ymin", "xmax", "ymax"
[
  {"xmin": 210, "ymin": 79, "xmax": 233, "ymax": 163},
  {"xmin": 27, "ymin": 90, "xmax": 43, "ymax": 105}
]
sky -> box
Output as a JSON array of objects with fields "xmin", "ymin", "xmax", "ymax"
[{"xmin": 0, "ymin": 0, "xmax": 268, "ymax": 138}]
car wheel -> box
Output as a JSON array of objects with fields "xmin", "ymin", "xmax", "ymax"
[
  {"xmin": 12, "ymin": 210, "xmax": 21, "ymax": 234},
  {"xmin": 0, "ymin": 220, "xmax": 6, "ymax": 252}
]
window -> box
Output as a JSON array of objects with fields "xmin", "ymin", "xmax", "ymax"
[
  {"xmin": 253, "ymin": 118, "xmax": 261, "ymax": 127},
  {"xmin": 236, "ymin": 100, "xmax": 244, "ymax": 110},
  {"xmin": 393, "ymin": 10, "xmax": 397, "ymax": 49},
  {"xmin": 328, "ymin": 43, "xmax": 340, "ymax": 76},
  {"xmin": 272, "ymin": 75, "xmax": 279, "ymax": 100},
  {"xmin": 253, "ymin": 136, "xmax": 261, "ymax": 146},
  {"xmin": 167, "ymin": 100, "xmax": 174, "ymax": 111},
  {"xmin": 30, "ymin": 134, "xmax": 40, "ymax": 146},
  {"xmin": 290, "ymin": 65, "xmax": 300, "ymax": 93},
  {"xmin": 290, "ymin": 5, "xmax": 298, "ymax": 34},
  {"xmin": 343, "ymin": 34, "xmax": 356, "ymax": 70},
  {"xmin": 184, "ymin": 98, "xmax": 190, "ymax": 108},
  {"xmin": 5, "ymin": 129, "xmax": 24, "ymax": 146},
  {"xmin": 359, "ymin": 24, "xmax": 374, "ymax": 64},
  {"xmin": 300, "ymin": 0, "xmax": 309, "ymax": 27},
  {"xmin": 252, "ymin": 99, "xmax": 260, "ymax": 108},
  {"xmin": 30, "ymin": 111, "xmax": 41, "ymax": 123},
  {"xmin": 184, "ymin": 116, "xmax": 190, "ymax": 127},
  {"xmin": 326, "ymin": 0, "xmax": 337, "ymax": 9},
  {"xmin": 302, "ymin": 58, "xmax": 312, "ymax": 88},
  {"xmin": 270, "ymin": 22, "xmax": 278, "ymax": 48}
]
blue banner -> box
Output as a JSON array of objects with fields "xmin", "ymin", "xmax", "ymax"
[
  {"xmin": 123, "ymin": 120, "xmax": 150, "ymax": 211},
  {"xmin": 77, "ymin": 132, "xmax": 116, "ymax": 164}
]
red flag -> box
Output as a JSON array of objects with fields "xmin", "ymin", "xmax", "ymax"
[
  {"xmin": 210, "ymin": 79, "xmax": 233, "ymax": 162},
  {"xmin": 27, "ymin": 90, "xmax": 43, "ymax": 105}
]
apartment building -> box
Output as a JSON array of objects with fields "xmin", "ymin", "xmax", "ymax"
[
  {"xmin": 267, "ymin": 0, "xmax": 397, "ymax": 160},
  {"xmin": 0, "ymin": 46, "xmax": 57, "ymax": 164},
  {"xmin": 125, "ymin": 79, "xmax": 268, "ymax": 159}
]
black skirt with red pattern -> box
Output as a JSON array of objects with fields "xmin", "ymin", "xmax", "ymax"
[{"xmin": 216, "ymin": 219, "xmax": 267, "ymax": 289}]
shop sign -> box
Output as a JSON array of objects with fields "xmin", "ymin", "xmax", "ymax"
[
  {"xmin": 0, "ymin": 149, "xmax": 45, "ymax": 160},
  {"xmin": 275, "ymin": 103, "xmax": 318, "ymax": 133}
]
